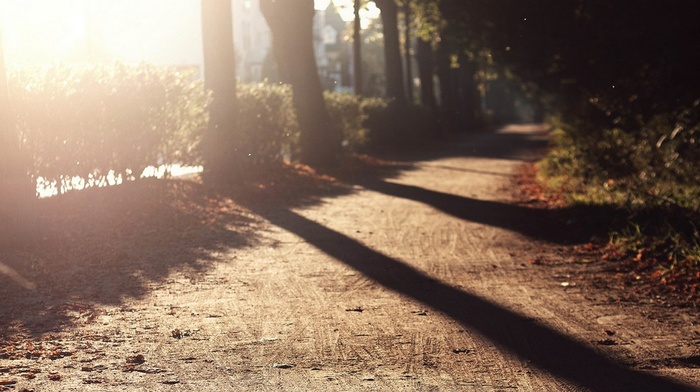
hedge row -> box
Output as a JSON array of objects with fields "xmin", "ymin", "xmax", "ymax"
[
  {"xmin": 8, "ymin": 64, "xmax": 391, "ymax": 195},
  {"xmin": 10, "ymin": 64, "xmax": 210, "ymax": 192}
]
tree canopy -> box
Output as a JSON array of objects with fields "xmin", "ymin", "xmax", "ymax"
[{"xmin": 426, "ymin": 0, "xmax": 700, "ymax": 129}]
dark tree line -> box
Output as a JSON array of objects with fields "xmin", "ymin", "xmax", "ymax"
[{"xmin": 426, "ymin": 0, "xmax": 700, "ymax": 131}]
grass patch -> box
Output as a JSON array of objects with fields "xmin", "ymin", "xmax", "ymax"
[{"xmin": 536, "ymin": 121, "xmax": 700, "ymax": 304}]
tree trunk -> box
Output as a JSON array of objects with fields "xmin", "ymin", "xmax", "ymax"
[
  {"xmin": 415, "ymin": 38, "xmax": 436, "ymax": 111},
  {"xmin": 457, "ymin": 53, "xmax": 482, "ymax": 129},
  {"xmin": 261, "ymin": 0, "xmax": 339, "ymax": 167},
  {"xmin": 0, "ymin": 28, "xmax": 34, "ymax": 247},
  {"xmin": 403, "ymin": 2, "xmax": 413, "ymax": 103},
  {"xmin": 201, "ymin": 0, "xmax": 239, "ymax": 181},
  {"xmin": 353, "ymin": 0, "xmax": 363, "ymax": 96},
  {"xmin": 435, "ymin": 36, "xmax": 457, "ymax": 130},
  {"xmin": 375, "ymin": 0, "xmax": 406, "ymax": 106}
]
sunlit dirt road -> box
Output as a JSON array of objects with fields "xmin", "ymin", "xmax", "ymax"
[{"xmin": 2, "ymin": 125, "xmax": 699, "ymax": 391}]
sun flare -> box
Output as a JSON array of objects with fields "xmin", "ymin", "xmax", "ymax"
[
  {"xmin": 1, "ymin": 0, "xmax": 202, "ymax": 67},
  {"xmin": 1, "ymin": 0, "xmax": 378, "ymax": 68}
]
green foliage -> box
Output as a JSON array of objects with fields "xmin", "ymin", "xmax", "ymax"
[
  {"xmin": 543, "ymin": 102, "xmax": 700, "ymax": 209},
  {"xmin": 540, "ymin": 107, "xmax": 700, "ymax": 272},
  {"xmin": 323, "ymin": 92, "xmax": 368, "ymax": 150},
  {"xmin": 232, "ymin": 85, "xmax": 377, "ymax": 169},
  {"xmin": 9, "ymin": 63, "xmax": 210, "ymax": 193},
  {"xmin": 236, "ymin": 82, "xmax": 299, "ymax": 167},
  {"xmin": 7, "ymin": 66, "xmax": 392, "ymax": 193}
]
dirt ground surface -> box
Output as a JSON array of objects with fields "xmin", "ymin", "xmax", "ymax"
[{"xmin": 1, "ymin": 124, "xmax": 699, "ymax": 391}]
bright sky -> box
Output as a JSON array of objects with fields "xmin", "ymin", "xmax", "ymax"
[
  {"xmin": 324, "ymin": 0, "xmax": 380, "ymax": 26},
  {"xmin": 1, "ymin": 0, "xmax": 202, "ymax": 66},
  {"xmin": 0, "ymin": 0, "xmax": 379, "ymax": 68}
]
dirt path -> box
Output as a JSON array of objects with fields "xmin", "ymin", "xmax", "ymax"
[{"xmin": 2, "ymin": 124, "xmax": 699, "ymax": 391}]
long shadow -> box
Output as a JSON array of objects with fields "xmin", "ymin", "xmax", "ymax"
[
  {"xmin": 0, "ymin": 158, "xmax": 411, "ymax": 338},
  {"xmin": 0, "ymin": 178, "xmax": 261, "ymax": 337},
  {"xmin": 248, "ymin": 206, "xmax": 696, "ymax": 391},
  {"xmin": 372, "ymin": 125, "xmax": 550, "ymax": 163},
  {"xmin": 358, "ymin": 179, "xmax": 622, "ymax": 244},
  {"xmin": 415, "ymin": 164, "xmax": 512, "ymax": 177}
]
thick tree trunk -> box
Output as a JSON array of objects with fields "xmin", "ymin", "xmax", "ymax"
[
  {"xmin": 353, "ymin": 0, "xmax": 363, "ymax": 96},
  {"xmin": 261, "ymin": 0, "xmax": 339, "ymax": 167},
  {"xmin": 415, "ymin": 38, "xmax": 436, "ymax": 111},
  {"xmin": 375, "ymin": 0, "xmax": 406, "ymax": 106},
  {"xmin": 0, "ymin": 28, "xmax": 34, "ymax": 247},
  {"xmin": 201, "ymin": 0, "xmax": 239, "ymax": 181}
]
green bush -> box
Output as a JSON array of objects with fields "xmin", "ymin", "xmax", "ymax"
[
  {"xmin": 540, "ymin": 105, "xmax": 700, "ymax": 271},
  {"xmin": 9, "ymin": 63, "xmax": 210, "ymax": 193},
  {"xmin": 543, "ymin": 101, "xmax": 700, "ymax": 211},
  {"xmin": 323, "ymin": 92, "xmax": 370, "ymax": 151},
  {"xmin": 8, "ymin": 65, "xmax": 435, "ymax": 195},
  {"xmin": 236, "ymin": 82, "xmax": 298, "ymax": 167}
]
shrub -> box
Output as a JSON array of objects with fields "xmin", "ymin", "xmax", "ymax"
[
  {"xmin": 539, "ymin": 105, "xmax": 700, "ymax": 274},
  {"xmin": 236, "ymin": 82, "xmax": 299, "ymax": 167},
  {"xmin": 9, "ymin": 63, "xmax": 210, "ymax": 193},
  {"xmin": 324, "ymin": 92, "xmax": 368, "ymax": 150},
  {"xmin": 8, "ymin": 65, "xmax": 440, "ymax": 195},
  {"xmin": 543, "ymin": 101, "xmax": 700, "ymax": 211}
]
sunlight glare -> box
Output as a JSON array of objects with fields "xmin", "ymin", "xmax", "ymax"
[
  {"xmin": 1, "ymin": 0, "xmax": 201, "ymax": 67},
  {"xmin": 0, "ymin": 261, "xmax": 37, "ymax": 290},
  {"xmin": 1, "ymin": 0, "xmax": 379, "ymax": 67},
  {"xmin": 315, "ymin": 0, "xmax": 332, "ymax": 11}
]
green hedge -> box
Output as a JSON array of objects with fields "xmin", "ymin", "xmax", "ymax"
[
  {"xmin": 8, "ymin": 64, "xmax": 396, "ymax": 196},
  {"xmin": 10, "ymin": 63, "xmax": 209, "ymax": 193},
  {"xmin": 236, "ymin": 82, "xmax": 298, "ymax": 167},
  {"xmin": 323, "ymin": 92, "xmax": 368, "ymax": 150}
]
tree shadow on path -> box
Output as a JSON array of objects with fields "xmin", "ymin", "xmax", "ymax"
[
  {"xmin": 0, "ymin": 179, "xmax": 260, "ymax": 337},
  {"xmin": 358, "ymin": 179, "xmax": 621, "ymax": 245},
  {"xmin": 236, "ymin": 124, "xmax": 695, "ymax": 390},
  {"xmin": 247, "ymin": 206, "xmax": 696, "ymax": 392}
]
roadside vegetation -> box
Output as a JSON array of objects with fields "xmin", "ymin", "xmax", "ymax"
[
  {"xmin": 4, "ymin": 63, "xmax": 417, "ymax": 196},
  {"xmin": 535, "ymin": 108, "xmax": 700, "ymax": 304}
]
